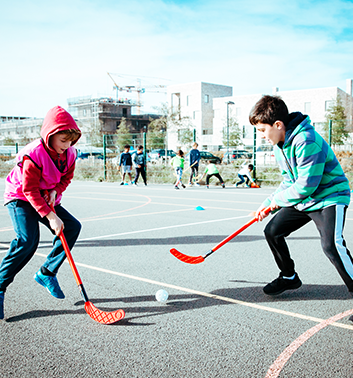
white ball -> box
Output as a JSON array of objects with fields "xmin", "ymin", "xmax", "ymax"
[{"xmin": 155, "ymin": 289, "xmax": 169, "ymax": 302}]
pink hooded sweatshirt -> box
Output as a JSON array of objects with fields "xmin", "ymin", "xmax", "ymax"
[{"xmin": 4, "ymin": 106, "xmax": 81, "ymax": 216}]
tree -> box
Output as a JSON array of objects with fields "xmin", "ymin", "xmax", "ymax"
[
  {"xmin": 324, "ymin": 96, "xmax": 349, "ymax": 145},
  {"xmin": 178, "ymin": 128, "xmax": 193, "ymax": 147},
  {"xmin": 222, "ymin": 116, "xmax": 242, "ymax": 148},
  {"xmin": 116, "ymin": 118, "xmax": 133, "ymax": 150},
  {"xmin": 148, "ymin": 103, "xmax": 194, "ymax": 150},
  {"xmin": 146, "ymin": 128, "xmax": 165, "ymax": 150}
]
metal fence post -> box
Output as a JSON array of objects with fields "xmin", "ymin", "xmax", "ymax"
[
  {"xmin": 143, "ymin": 132, "xmax": 147, "ymax": 181},
  {"xmin": 103, "ymin": 134, "xmax": 107, "ymax": 180},
  {"xmin": 253, "ymin": 127, "xmax": 257, "ymax": 180}
]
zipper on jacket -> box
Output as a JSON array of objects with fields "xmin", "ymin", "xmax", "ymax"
[{"xmin": 280, "ymin": 149, "xmax": 295, "ymax": 182}]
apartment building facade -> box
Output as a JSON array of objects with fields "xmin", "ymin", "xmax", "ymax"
[
  {"xmin": 167, "ymin": 82, "xmax": 233, "ymax": 150},
  {"xmin": 168, "ymin": 79, "xmax": 353, "ymax": 151},
  {"xmin": 68, "ymin": 96, "xmax": 159, "ymax": 146}
]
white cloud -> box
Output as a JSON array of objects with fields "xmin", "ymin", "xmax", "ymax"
[{"xmin": 0, "ymin": 0, "xmax": 353, "ymax": 116}]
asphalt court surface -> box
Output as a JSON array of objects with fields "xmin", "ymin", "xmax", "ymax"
[{"xmin": 1, "ymin": 180, "xmax": 353, "ymax": 378}]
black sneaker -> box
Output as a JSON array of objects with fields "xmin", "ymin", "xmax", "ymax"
[{"xmin": 263, "ymin": 273, "xmax": 302, "ymax": 295}]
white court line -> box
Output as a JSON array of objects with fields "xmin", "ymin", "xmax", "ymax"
[
  {"xmin": 0, "ymin": 214, "xmax": 251, "ymax": 252},
  {"xmin": 76, "ymin": 214, "xmax": 251, "ymax": 241},
  {"xmin": 33, "ymin": 251, "xmax": 353, "ymax": 331},
  {"xmin": 66, "ymin": 192, "xmax": 263, "ymax": 206}
]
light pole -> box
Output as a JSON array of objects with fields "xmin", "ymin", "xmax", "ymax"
[{"xmin": 226, "ymin": 101, "xmax": 234, "ymax": 163}]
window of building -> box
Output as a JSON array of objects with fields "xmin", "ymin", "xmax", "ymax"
[
  {"xmin": 304, "ymin": 102, "xmax": 311, "ymax": 113},
  {"xmin": 204, "ymin": 94, "xmax": 209, "ymax": 103},
  {"xmin": 193, "ymin": 110, "xmax": 200, "ymax": 120},
  {"xmin": 83, "ymin": 109, "xmax": 87, "ymax": 116},
  {"xmin": 187, "ymin": 95, "xmax": 192, "ymax": 106},
  {"xmin": 236, "ymin": 107, "xmax": 241, "ymax": 116},
  {"xmin": 122, "ymin": 108, "xmax": 128, "ymax": 117},
  {"xmin": 202, "ymin": 129, "xmax": 213, "ymax": 135},
  {"xmin": 325, "ymin": 100, "xmax": 334, "ymax": 111}
]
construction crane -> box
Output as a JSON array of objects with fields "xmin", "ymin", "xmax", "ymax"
[{"xmin": 107, "ymin": 72, "xmax": 167, "ymax": 115}]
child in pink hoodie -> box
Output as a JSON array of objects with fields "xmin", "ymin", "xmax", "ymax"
[{"xmin": 0, "ymin": 106, "xmax": 82, "ymax": 320}]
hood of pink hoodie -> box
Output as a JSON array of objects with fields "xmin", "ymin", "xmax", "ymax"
[{"xmin": 40, "ymin": 106, "xmax": 81, "ymax": 151}]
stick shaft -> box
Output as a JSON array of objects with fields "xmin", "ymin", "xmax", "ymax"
[
  {"xmin": 58, "ymin": 233, "xmax": 83, "ymax": 286},
  {"xmin": 212, "ymin": 217, "xmax": 258, "ymax": 253}
]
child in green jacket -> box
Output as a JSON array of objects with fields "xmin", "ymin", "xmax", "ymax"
[
  {"xmin": 250, "ymin": 95, "xmax": 352, "ymax": 297},
  {"xmin": 170, "ymin": 150, "xmax": 185, "ymax": 189},
  {"xmin": 199, "ymin": 160, "xmax": 225, "ymax": 189}
]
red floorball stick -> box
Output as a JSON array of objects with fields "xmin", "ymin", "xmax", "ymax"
[
  {"xmin": 170, "ymin": 206, "xmax": 271, "ymax": 264},
  {"xmin": 48, "ymin": 199, "xmax": 125, "ymax": 324}
]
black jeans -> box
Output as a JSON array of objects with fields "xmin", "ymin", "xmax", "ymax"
[
  {"xmin": 206, "ymin": 173, "xmax": 224, "ymax": 185},
  {"xmin": 264, "ymin": 205, "xmax": 353, "ymax": 291},
  {"xmin": 134, "ymin": 166, "xmax": 147, "ymax": 184},
  {"xmin": 189, "ymin": 166, "xmax": 199, "ymax": 183}
]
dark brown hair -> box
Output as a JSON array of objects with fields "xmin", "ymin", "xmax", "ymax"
[
  {"xmin": 249, "ymin": 95, "xmax": 289, "ymax": 126},
  {"xmin": 56, "ymin": 129, "xmax": 81, "ymax": 144}
]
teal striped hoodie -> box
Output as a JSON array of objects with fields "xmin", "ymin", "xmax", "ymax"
[{"xmin": 263, "ymin": 112, "xmax": 351, "ymax": 211}]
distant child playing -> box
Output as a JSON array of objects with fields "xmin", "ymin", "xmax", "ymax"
[
  {"xmin": 199, "ymin": 160, "xmax": 225, "ymax": 189},
  {"xmin": 132, "ymin": 145, "xmax": 147, "ymax": 186},
  {"xmin": 250, "ymin": 95, "xmax": 353, "ymax": 296},
  {"xmin": 119, "ymin": 145, "xmax": 133, "ymax": 185},
  {"xmin": 188, "ymin": 142, "xmax": 201, "ymax": 186},
  {"xmin": 235, "ymin": 161, "xmax": 254, "ymax": 187},
  {"xmin": 0, "ymin": 106, "xmax": 82, "ymax": 320},
  {"xmin": 170, "ymin": 150, "xmax": 185, "ymax": 189}
]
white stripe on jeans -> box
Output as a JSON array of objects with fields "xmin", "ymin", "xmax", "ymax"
[{"xmin": 335, "ymin": 204, "xmax": 353, "ymax": 279}]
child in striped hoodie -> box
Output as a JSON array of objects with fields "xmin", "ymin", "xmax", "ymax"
[{"xmin": 250, "ymin": 95, "xmax": 352, "ymax": 297}]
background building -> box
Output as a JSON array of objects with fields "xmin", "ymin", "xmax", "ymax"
[
  {"xmin": 67, "ymin": 96, "xmax": 159, "ymax": 148},
  {"xmin": 0, "ymin": 117, "xmax": 42, "ymax": 146},
  {"xmin": 167, "ymin": 79, "xmax": 353, "ymax": 152},
  {"xmin": 167, "ymin": 82, "xmax": 232, "ymax": 150}
]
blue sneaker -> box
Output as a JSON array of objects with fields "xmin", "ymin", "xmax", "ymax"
[
  {"xmin": 34, "ymin": 270, "xmax": 65, "ymax": 299},
  {"xmin": 0, "ymin": 292, "xmax": 4, "ymax": 319}
]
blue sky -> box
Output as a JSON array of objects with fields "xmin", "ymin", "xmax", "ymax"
[{"xmin": 1, "ymin": 0, "xmax": 353, "ymax": 117}]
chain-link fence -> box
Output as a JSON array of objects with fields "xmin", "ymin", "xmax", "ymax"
[{"xmin": 1, "ymin": 133, "xmax": 352, "ymax": 188}]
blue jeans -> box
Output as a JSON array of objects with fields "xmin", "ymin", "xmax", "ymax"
[
  {"xmin": 175, "ymin": 167, "xmax": 183, "ymax": 182},
  {"xmin": 0, "ymin": 200, "xmax": 81, "ymax": 292},
  {"xmin": 236, "ymin": 174, "xmax": 250, "ymax": 186}
]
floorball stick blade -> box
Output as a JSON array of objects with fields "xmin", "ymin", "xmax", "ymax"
[
  {"xmin": 170, "ymin": 248, "xmax": 205, "ymax": 264},
  {"xmin": 84, "ymin": 301, "xmax": 125, "ymax": 325}
]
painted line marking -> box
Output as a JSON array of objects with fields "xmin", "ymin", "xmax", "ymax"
[
  {"xmin": 0, "ymin": 214, "xmax": 251, "ymax": 252},
  {"xmin": 66, "ymin": 191, "xmax": 264, "ymax": 206},
  {"xmin": 64, "ymin": 193, "xmax": 261, "ymax": 212},
  {"xmin": 265, "ymin": 308, "xmax": 353, "ymax": 378},
  {"xmin": 71, "ymin": 214, "xmax": 251, "ymax": 242},
  {"xmin": 33, "ymin": 251, "xmax": 353, "ymax": 331},
  {"xmin": 81, "ymin": 208, "xmax": 194, "ymax": 222},
  {"xmin": 79, "ymin": 194, "xmax": 151, "ymax": 220}
]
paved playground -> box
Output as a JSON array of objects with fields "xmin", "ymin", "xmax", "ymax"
[{"xmin": 0, "ymin": 181, "xmax": 352, "ymax": 378}]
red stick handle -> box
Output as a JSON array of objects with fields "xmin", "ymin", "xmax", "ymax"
[
  {"xmin": 47, "ymin": 199, "xmax": 83, "ymax": 286},
  {"xmin": 58, "ymin": 232, "xmax": 83, "ymax": 286},
  {"xmin": 212, "ymin": 206, "xmax": 272, "ymax": 252}
]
